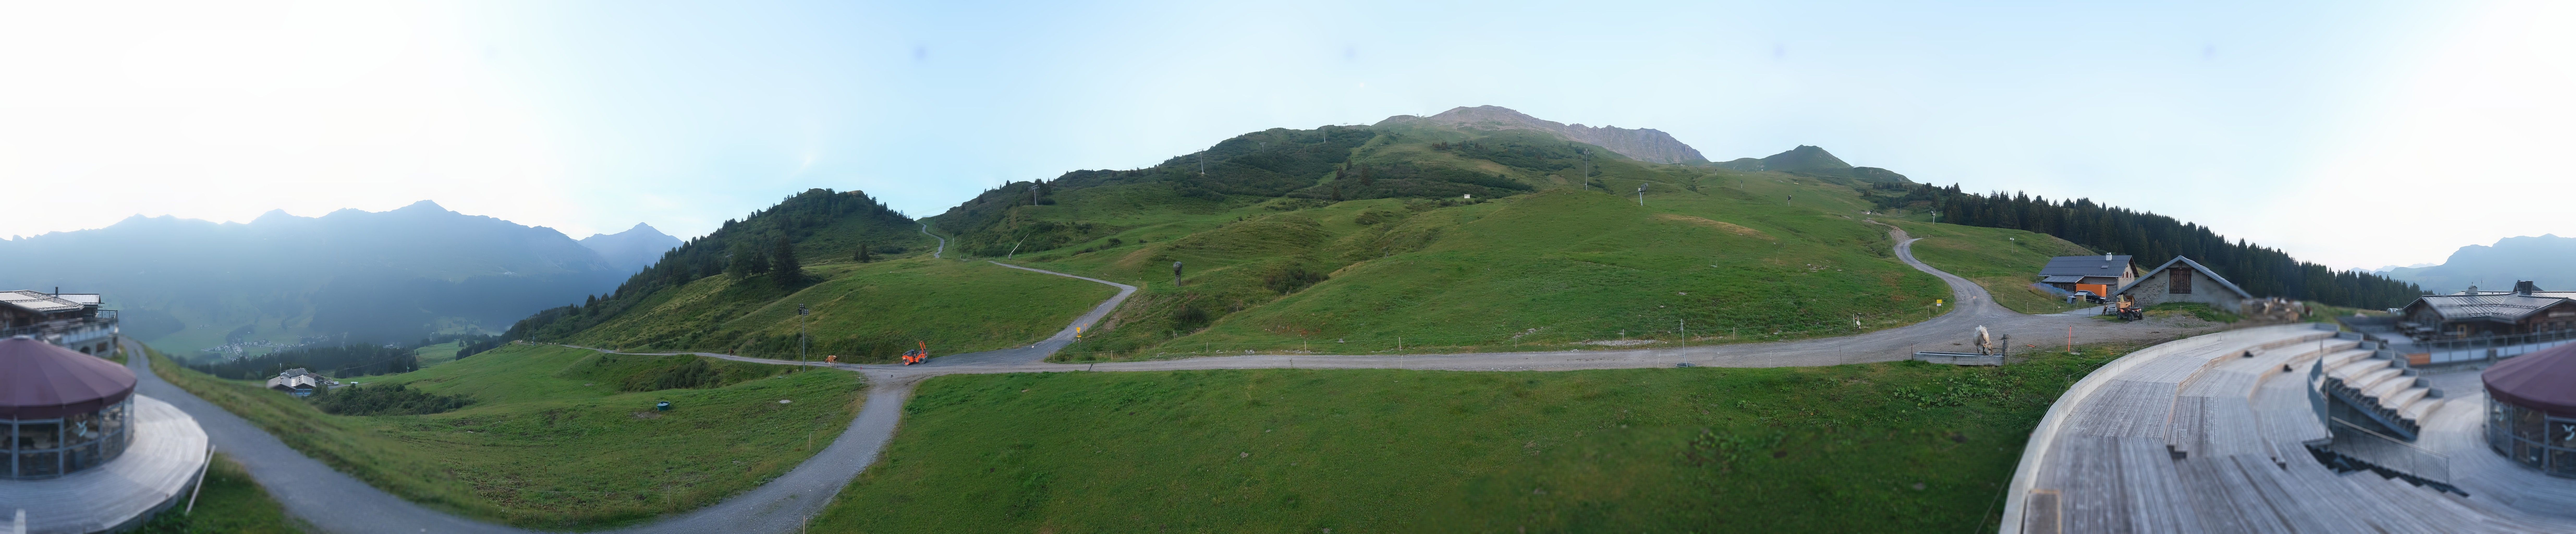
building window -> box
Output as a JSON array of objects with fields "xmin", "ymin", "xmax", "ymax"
[{"xmin": 2169, "ymin": 267, "xmax": 2194, "ymax": 294}]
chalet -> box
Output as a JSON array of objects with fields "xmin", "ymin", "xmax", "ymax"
[
  {"xmin": 2112, "ymin": 256, "xmax": 2254, "ymax": 312},
  {"xmin": 2397, "ymin": 281, "xmax": 2576, "ymax": 339},
  {"xmin": 0, "ymin": 289, "xmax": 115, "ymax": 355},
  {"xmin": 266, "ymin": 368, "xmax": 340, "ymax": 397},
  {"xmin": 2037, "ymin": 254, "xmax": 2136, "ymax": 297}
]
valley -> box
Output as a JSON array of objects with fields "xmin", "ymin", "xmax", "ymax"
[{"xmin": 45, "ymin": 106, "xmax": 2427, "ymax": 533}]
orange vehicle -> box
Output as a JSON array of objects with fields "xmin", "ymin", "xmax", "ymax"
[{"xmin": 900, "ymin": 341, "xmax": 929, "ymax": 365}]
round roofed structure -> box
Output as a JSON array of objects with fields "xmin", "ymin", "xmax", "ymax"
[
  {"xmin": 2485, "ymin": 342, "xmax": 2576, "ymax": 477},
  {"xmin": 0, "ymin": 336, "xmax": 137, "ymax": 479}
]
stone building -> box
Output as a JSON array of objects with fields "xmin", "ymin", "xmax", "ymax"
[{"xmin": 2112, "ymin": 256, "xmax": 2254, "ymax": 313}]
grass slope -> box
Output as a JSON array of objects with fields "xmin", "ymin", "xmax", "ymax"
[
  {"xmin": 1890, "ymin": 220, "xmax": 2099, "ymax": 314},
  {"xmin": 564, "ymin": 256, "xmax": 1116, "ymax": 361},
  {"xmin": 136, "ymin": 452, "xmax": 306, "ymax": 533},
  {"xmin": 148, "ymin": 344, "xmax": 863, "ymax": 529},
  {"xmin": 814, "ymin": 344, "xmax": 2145, "ymax": 532},
  {"xmin": 1008, "ymin": 183, "xmax": 1948, "ymax": 358}
]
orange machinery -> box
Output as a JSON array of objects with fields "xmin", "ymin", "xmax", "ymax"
[{"xmin": 900, "ymin": 341, "xmax": 929, "ymax": 365}]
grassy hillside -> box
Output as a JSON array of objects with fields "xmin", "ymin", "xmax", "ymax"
[
  {"xmin": 136, "ymin": 453, "xmax": 305, "ymax": 533},
  {"xmin": 1889, "ymin": 221, "xmax": 2100, "ymax": 314},
  {"xmin": 148, "ymin": 344, "xmax": 863, "ymax": 528},
  {"xmin": 914, "ymin": 124, "xmax": 1951, "ymax": 358},
  {"xmin": 564, "ymin": 256, "xmax": 1117, "ymax": 361},
  {"xmin": 812, "ymin": 343, "xmax": 2146, "ymax": 532}
]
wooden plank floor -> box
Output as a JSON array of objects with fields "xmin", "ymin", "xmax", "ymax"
[
  {"xmin": 0, "ymin": 395, "xmax": 209, "ymax": 534},
  {"xmin": 2007, "ymin": 324, "xmax": 2576, "ymax": 533}
]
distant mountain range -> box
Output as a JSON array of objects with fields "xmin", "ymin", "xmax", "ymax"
[
  {"xmin": 0, "ymin": 201, "xmax": 657, "ymax": 355},
  {"xmin": 2381, "ymin": 234, "xmax": 2576, "ymax": 293},
  {"xmin": 579, "ymin": 223, "xmax": 683, "ymax": 274}
]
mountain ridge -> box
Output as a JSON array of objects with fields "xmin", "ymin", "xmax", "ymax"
[
  {"xmin": 0, "ymin": 202, "xmax": 628, "ymax": 352},
  {"xmin": 1376, "ymin": 105, "xmax": 1709, "ymax": 164},
  {"xmin": 580, "ymin": 223, "xmax": 684, "ymax": 274},
  {"xmin": 2382, "ymin": 234, "xmax": 2576, "ymax": 293}
]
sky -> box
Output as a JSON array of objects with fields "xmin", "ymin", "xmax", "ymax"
[{"xmin": 3, "ymin": 1, "xmax": 2569, "ymax": 270}]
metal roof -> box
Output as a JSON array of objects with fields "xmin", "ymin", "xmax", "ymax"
[
  {"xmin": 2406, "ymin": 292, "xmax": 2576, "ymax": 323},
  {"xmin": 2114, "ymin": 256, "xmax": 2254, "ymax": 299},
  {"xmin": 2038, "ymin": 255, "xmax": 2133, "ymax": 277},
  {"xmin": 2039, "ymin": 275, "xmax": 2089, "ymax": 283},
  {"xmin": 0, "ymin": 290, "xmax": 85, "ymax": 314}
]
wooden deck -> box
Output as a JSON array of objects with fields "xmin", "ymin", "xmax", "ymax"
[
  {"xmin": 0, "ymin": 395, "xmax": 208, "ymax": 534},
  {"xmin": 2002, "ymin": 323, "xmax": 2576, "ymax": 533}
]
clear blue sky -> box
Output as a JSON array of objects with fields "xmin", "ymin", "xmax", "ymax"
[{"xmin": 5, "ymin": 1, "xmax": 2568, "ymax": 269}]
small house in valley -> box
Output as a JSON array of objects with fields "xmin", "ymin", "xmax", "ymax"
[
  {"xmin": 2113, "ymin": 256, "xmax": 2254, "ymax": 312},
  {"xmin": 266, "ymin": 368, "xmax": 339, "ymax": 397},
  {"xmin": 2037, "ymin": 254, "xmax": 2137, "ymax": 297}
]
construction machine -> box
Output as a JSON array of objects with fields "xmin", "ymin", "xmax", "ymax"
[{"xmin": 900, "ymin": 341, "xmax": 929, "ymax": 365}]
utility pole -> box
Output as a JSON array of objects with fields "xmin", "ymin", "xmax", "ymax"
[{"xmin": 796, "ymin": 304, "xmax": 809, "ymax": 370}]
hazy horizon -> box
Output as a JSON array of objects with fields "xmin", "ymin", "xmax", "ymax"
[{"xmin": 6, "ymin": 1, "xmax": 2571, "ymax": 270}]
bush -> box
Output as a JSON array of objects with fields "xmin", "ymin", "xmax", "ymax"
[
  {"xmin": 1263, "ymin": 266, "xmax": 1328, "ymax": 294},
  {"xmin": 311, "ymin": 383, "xmax": 473, "ymax": 416}
]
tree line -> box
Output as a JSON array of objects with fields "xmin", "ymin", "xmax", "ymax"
[
  {"xmin": 1873, "ymin": 184, "xmax": 2422, "ymax": 308},
  {"xmin": 189, "ymin": 343, "xmax": 420, "ymax": 380}
]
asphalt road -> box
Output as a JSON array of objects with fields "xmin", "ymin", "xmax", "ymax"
[{"xmin": 127, "ymin": 224, "xmax": 2213, "ymax": 533}]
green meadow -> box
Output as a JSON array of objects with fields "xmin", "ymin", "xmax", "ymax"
[
  {"xmin": 812, "ymin": 343, "xmax": 2146, "ymax": 533},
  {"xmin": 148, "ymin": 344, "xmax": 864, "ymax": 529},
  {"xmin": 1016, "ymin": 184, "xmax": 1952, "ymax": 359},
  {"xmin": 565, "ymin": 256, "xmax": 1117, "ymax": 362}
]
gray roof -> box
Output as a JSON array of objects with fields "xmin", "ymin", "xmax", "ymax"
[
  {"xmin": 2039, "ymin": 255, "xmax": 2133, "ymax": 277},
  {"xmin": 0, "ymin": 290, "xmax": 85, "ymax": 314},
  {"xmin": 2115, "ymin": 256, "xmax": 2254, "ymax": 299},
  {"xmin": 2407, "ymin": 292, "xmax": 2576, "ymax": 323},
  {"xmin": 2039, "ymin": 275, "xmax": 2089, "ymax": 283}
]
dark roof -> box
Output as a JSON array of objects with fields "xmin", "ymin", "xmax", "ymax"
[
  {"xmin": 2114, "ymin": 256, "xmax": 2253, "ymax": 299},
  {"xmin": 2038, "ymin": 255, "xmax": 2132, "ymax": 277},
  {"xmin": 2487, "ymin": 342, "xmax": 2576, "ymax": 417},
  {"xmin": 0, "ymin": 336, "xmax": 136, "ymax": 418},
  {"xmin": 2405, "ymin": 292, "xmax": 2576, "ymax": 323}
]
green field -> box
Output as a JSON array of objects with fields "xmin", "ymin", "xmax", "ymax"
[
  {"xmin": 147, "ymin": 344, "xmax": 865, "ymax": 528},
  {"xmin": 564, "ymin": 256, "xmax": 1116, "ymax": 362},
  {"xmin": 813, "ymin": 343, "xmax": 2142, "ymax": 532},
  {"xmin": 136, "ymin": 452, "xmax": 305, "ymax": 533},
  {"xmin": 413, "ymin": 341, "xmax": 464, "ymax": 367},
  {"xmin": 1013, "ymin": 185, "xmax": 1950, "ymax": 359},
  {"xmin": 1889, "ymin": 220, "xmax": 2099, "ymax": 314}
]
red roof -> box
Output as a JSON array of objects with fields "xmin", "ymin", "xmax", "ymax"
[
  {"xmin": 2485, "ymin": 342, "xmax": 2576, "ymax": 417},
  {"xmin": 0, "ymin": 336, "xmax": 136, "ymax": 419}
]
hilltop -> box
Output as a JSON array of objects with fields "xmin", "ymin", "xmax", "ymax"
[{"xmin": 1377, "ymin": 105, "xmax": 1709, "ymax": 164}]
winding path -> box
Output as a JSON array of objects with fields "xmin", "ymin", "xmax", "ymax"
[{"xmin": 125, "ymin": 226, "xmax": 2209, "ymax": 533}]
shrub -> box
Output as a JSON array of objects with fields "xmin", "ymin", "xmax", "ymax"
[
  {"xmin": 310, "ymin": 383, "xmax": 473, "ymax": 416},
  {"xmin": 1263, "ymin": 267, "xmax": 1329, "ymax": 294}
]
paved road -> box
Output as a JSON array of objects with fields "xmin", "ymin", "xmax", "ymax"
[{"xmin": 130, "ymin": 225, "xmax": 2210, "ymax": 533}]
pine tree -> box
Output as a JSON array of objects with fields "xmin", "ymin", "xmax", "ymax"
[
  {"xmin": 772, "ymin": 236, "xmax": 803, "ymax": 282},
  {"xmin": 855, "ymin": 243, "xmax": 873, "ymax": 263}
]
